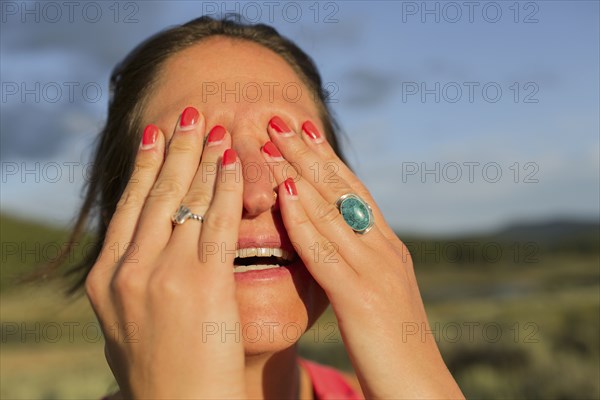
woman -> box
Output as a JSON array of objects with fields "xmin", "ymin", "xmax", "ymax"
[{"xmin": 57, "ymin": 16, "xmax": 463, "ymax": 399}]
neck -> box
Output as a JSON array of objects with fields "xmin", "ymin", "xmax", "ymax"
[
  {"xmin": 110, "ymin": 347, "xmax": 311, "ymax": 400},
  {"xmin": 244, "ymin": 346, "xmax": 310, "ymax": 399}
]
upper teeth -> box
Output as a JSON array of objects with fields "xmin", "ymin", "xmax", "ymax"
[{"xmin": 235, "ymin": 247, "xmax": 294, "ymax": 260}]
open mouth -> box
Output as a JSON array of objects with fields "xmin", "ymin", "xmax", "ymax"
[{"xmin": 233, "ymin": 247, "xmax": 297, "ymax": 273}]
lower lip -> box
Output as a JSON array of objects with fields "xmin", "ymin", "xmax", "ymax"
[{"xmin": 233, "ymin": 259, "xmax": 303, "ymax": 283}]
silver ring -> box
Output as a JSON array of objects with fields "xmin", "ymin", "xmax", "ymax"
[
  {"xmin": 172, "ymin": 205, "xmax": 204, "ymax": 225},
  {"xmin": 335, "ymin": 193, "xmax": 374, "ymax": 234}
]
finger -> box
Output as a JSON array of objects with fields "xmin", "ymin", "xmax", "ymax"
[
  {"xmin": 261, "ymin": 137, "xmax": 389, "ymax": 251},
  {"xmin": 85, "ymin": 124, "xmax": 165, "ymax": 325},
  {"xmin": 263, "ymin": 143, "xmax": 377, "ymax": 273},
  {"xmin": 198, "ymin": 149, "xmax": 243, "ymax": 276},
  {"xmin": 94, "ymin": 124, "xmax": 166, "ymax": 272},
  {"xmin": 277, "ymin": 177, "xmax": 361, "ymax": 296},
  {"xmin": 300, "ymin": 119, "xmax": 401, "ymax": 245},
  {"xmin": 169, "ymin": 125, "xmax": 232, "ymax": 247},
  {"xmin": 134, "ymin": 106, "xmax": 205, "ymax": 256},
  {"xmin": 267, "ymin": 116, "xmax": 354, "ymax": 204}
]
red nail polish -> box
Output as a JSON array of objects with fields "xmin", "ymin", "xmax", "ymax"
[
  {"xmin": 180, "ymin": 106, "xmax": 199, "ymax": 128},
  {"xmin": 141, "ymin": 124, "xmax": 158, "ymax": 149},
  {"xmin": 222, "ymin": 148, "xmax": 237, "ymax": 167},
  {"xmin": 269, "ymin": 116, "xmax": 292, "ymax": 135},
  {"xmin": 207, "ymin": 125, "xmax": 226, "ymax": 144},
  {"xmin": 284, "ymin": 178, "xmax": 297, "ymax": 197},
  {"xmin": 302, "ymin": 121, "xmax": 323, "ymax": 142},
  {"xmin": 262, "ymin": 141, "xmax": 283, "ymax": 158}
]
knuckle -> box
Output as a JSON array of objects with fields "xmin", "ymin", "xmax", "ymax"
[
  {"xmin": 168, "ymin": 138, "xmax": 198, "ymax": 154},
  {"xmin": 149, "ymin": 177, "xmax": 185, "ymax": 200},
  {"xmin": 332, "ymin": 182, "xmax": 350, "ymax": 195},
  {"xmin": 84, "ymin": 270, "xmax": 102, "ymax": 304},
  {"xmin": 292, "ymin": 148, "xmax": 314, "ymax": 172},
  {"xmin": 115, "ymin": 189, "xmax": 143, "ymax": 212},
  {"xmin": 290, "ymin": 209, "xmax": 311, "ymax": 227},
  {"xmin": 203, "ymin": 212, "xmax": 237, "ymax": 232},
  {"xmin": 314, "ymin": 201, "xmax": 341, "ymax": 224},
  {"xmin": 135, "ymin": 152, "xmax": 160, "ymax": 171},
  {"xmin": 294, "ymin": 143, "xmax": 313, "ymax": 160},
  {"xmin": 111, "ymin": 267, "xmax": 143, "ymax": 297},
  {"xmin": 183, "ymin": 189, "xmax": 212, "ymax": 209}
]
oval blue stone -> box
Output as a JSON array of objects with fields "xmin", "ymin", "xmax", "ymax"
[{"xmin": 340, "ymin": 197, "xmax": 371, "ymax": 232}]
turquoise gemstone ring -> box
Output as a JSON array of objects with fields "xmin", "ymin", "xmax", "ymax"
[{"xmin": 335, "ymin": 194, "xmax": 374, "ymax": 234}]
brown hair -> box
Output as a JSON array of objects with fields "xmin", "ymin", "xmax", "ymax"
[{"xmin": 31, "ymin": 15, "xmax": 346, "ymax": 294}]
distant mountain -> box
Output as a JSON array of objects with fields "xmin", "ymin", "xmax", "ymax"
[
  {"xmin": 395, "ymin": 218, "xmax": 600, "ymax": 265},
  {"xmin": 494, "ymin": 219, "xmax": 599, "ymax": 244}
]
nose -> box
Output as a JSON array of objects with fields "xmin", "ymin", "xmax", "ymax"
[{"xmin": 233, "ymin": 135, "xmax": 277, "ymax": 217}]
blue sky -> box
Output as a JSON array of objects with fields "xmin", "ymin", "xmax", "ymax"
[{"xmin": 1, "ymin": 1, "xmax": 598, "ymax": 235}]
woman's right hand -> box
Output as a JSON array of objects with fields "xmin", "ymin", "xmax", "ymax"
[{"xmin": 84, "ymin": 107, "xmax": 247, "ymax": 399}]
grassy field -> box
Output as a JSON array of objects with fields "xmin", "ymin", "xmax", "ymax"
[{"xmin": 1, "ymin": 214, "xmax": 598, "ymax": 399}]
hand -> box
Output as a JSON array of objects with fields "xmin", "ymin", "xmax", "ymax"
[
  {"xmin": 261, "ymin": 117, "xmax": 464, "ymax": 399},
  {"xmin": 85, "ymin": 107, "xmax": 246, "ymax": 399}
]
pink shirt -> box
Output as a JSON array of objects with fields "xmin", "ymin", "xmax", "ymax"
[
  {"xmin": 299, "ymin": 359, "xmax": 363, "ymax": 400},
  {"xmin": 101, "ymin": 359, "xmax": 363, "ymax": 399}
]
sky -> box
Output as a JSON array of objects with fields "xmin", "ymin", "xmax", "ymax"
[{"xmin": 1, "ymin": 0, "xmax": 599, "ymax": 235}]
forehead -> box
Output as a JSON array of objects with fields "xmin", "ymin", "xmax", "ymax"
[{"xmin": 142, "ymin": 36, "xmax": 320, "ymax": 130}]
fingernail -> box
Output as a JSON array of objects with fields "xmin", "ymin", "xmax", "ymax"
[
  {"xmin": 179, "ymin": 106, "xmax": 199, "ymax": 130},
  {"xmin": 140, "ymin": 124, "xmax": 158, "ymax": 150},
  {"xmin": 222, "ymin": 148, "xmax": 237, "ymax": 169},
  {"xmin": 207, "ymin": 125, "xmax": 226, "ymax": 146},
  {"xmin": 262, "ymin": 141, "xmax": 283, "ymax": 160},
  {"xmin": 302, "ymin": 121, "xmax": 324, "ymax": 143},
  {"xmin": 284, "ymin": 178, "xmax": 298, "ymax": 198},
  {"xmin": 269, "ymin": 116, "xmax": 294, "ymax": 137}
]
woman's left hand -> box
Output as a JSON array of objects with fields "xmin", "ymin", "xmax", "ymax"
[{"xmin": 261, "ymin": 116, "xmax": 464, "ymax": 399}]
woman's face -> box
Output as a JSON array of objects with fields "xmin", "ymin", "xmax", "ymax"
[{"xmin": 141, "ymin": 37, "xmax": 330, "ymax": 355}]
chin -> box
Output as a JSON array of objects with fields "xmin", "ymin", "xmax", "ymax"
[{"xmin": 233, "ymin": 262, "xmax": 329, "ymax": 356}]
